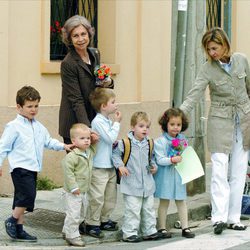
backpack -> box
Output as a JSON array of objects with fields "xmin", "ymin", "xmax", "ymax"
[{"xmin": 116, "ymin": 137, "xmax": 154, "ymax": 184}]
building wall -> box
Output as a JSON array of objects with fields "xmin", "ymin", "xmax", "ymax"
[{"xmin": 0, "ymin": 0, "xmax": 250, "ymax": 194}]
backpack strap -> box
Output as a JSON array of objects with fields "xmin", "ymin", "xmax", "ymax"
[
  {"xmin": 147, "ymin": 138, "xmax": 154, "ymax": 164},
  {"xmin": 122, "ymin": 137, "xmax": 131, "ymax": 166}
]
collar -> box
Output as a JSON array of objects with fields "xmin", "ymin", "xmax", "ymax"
[{"xmin": 16, "ymin": 114, "xmax": 35, "ymax": 124}]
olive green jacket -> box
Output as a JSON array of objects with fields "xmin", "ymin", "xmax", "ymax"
[
  {"xmin": 180, "ymin": 53, "xmax": 250, "ymax": 153},
  {"xmin": 62, "ymin": 146, "xmax": 96, "ymax": 193}
]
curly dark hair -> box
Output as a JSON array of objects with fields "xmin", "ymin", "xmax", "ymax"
[{"xmin": 159, "ymin": 108, "xmax": 188, "ymax": 133}]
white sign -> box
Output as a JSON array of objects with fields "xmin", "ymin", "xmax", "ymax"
[{"xmin": 178, "ymin": 0, "xmax": 188, "ymax": 11}]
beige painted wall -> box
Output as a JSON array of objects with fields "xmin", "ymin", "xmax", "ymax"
[{"xmin": 1, "ymin": 0, "xmax": 250, "ymax": 194}]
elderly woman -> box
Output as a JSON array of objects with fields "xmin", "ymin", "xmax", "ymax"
[
  {"xmin": 59, "ymin": 15, "xmax": 113, "ymax": 144},
  {"xmin": 180, "ymin": 27, "xmax": 250, "ymax": 234}
]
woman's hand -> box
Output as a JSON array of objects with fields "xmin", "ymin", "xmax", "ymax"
[{"xmin": 72, "ymin": 189, "xmax": 80, "ymax": 195}]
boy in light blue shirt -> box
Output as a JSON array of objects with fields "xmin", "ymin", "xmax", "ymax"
[
  {"xmin": 0, "ymin": 86, "xmax": 73, "ymax": 242},
  {"xmin": 85, "ymin": 88, "xmax": 121, "ymax": 238}
]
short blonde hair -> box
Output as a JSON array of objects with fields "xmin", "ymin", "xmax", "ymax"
[
  {"xmin": 70, "ymin": 123, "xmax": 90, "ymax": 139},
  {"xmin": 62, "ymin": 15, "xmax": 95, "ymax": 47},
  {"xmin": 202, "ymin": 27, "xmax": 231, "ymax": 61},
  {"xmin": 130, "ymin": 111, "xmax": 151, "ymax": 127},
  {"xmin": 89, "ymin": 88, "xmax": 116, "ymax": 112}
]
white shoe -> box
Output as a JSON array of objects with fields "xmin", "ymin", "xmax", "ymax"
[{"xmin": 66, "ymin": 236, "xmax": 85, "ymax": 247}]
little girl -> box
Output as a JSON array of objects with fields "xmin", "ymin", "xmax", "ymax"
[{"xmin": 154, "ymin": 108, "xmax": 195, "ymax": 238}]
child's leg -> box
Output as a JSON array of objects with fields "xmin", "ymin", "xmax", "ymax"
[
  {"xmin": 101, "ymin": 168, "xmax": 117, "ymax": 224},
  {"xmin": 228, "ymin": 124, "xmax": 248, "ymax": 225},
  {"xmin": 86, "ymin": 168, "xmax": 107, "ymax": 226},
  {"xmin": 122, "ymin": 194, "xmax": 142, "ymax": 239},
  {"xmin": 140, "ymin": 195, "xmax": 157, "ymax": 237},
  {"xmin": 157, "ymin": 199, "xmax": 170, "ymax": 230},
  {"xmin": 5, "ymin": 168, "xmax": 37, "ymax": 240},
  {"xmin": 175, "ymin": 200, "xmax": 188, "ymax": 229},
  {"xmin": 13, "ymin": 207, "xmax": 26, "ymax": 224},
  {"xmin": 63, "ymin": 192, "xmax": 83, "ymax": 239}
]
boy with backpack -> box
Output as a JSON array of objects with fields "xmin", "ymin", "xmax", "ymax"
[{"xmin": 112, "ymin": 111, "xmax": 163, "ymax": 242}]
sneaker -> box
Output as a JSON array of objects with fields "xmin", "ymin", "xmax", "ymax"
[
  {"xmin": 100, "ymin": 220, "xmax": 118, "ymax": 231},
  {"xmin": 85, "ymin": 225, "xmax": 104, "ymax": 238},
  {"xmin": 4, "ymin": 218, "xmax": 17, "ymax": 239},
  {"xmin": 143, "ymin": 232, "xmax": 163, "ymax": 240},
  {"xmin": 213, "ymin": 221, "xmax": 227, "ymax": 235},
  {"xmin": 227, "ymin": 222, "xmax": 247, "ymax": 231},
  {"xmin": 66, "ymin": 236, "xmax": 85, "ymax": 247},
  {"xmin": 123, "ymin": 235, "xmax": 142, "ymax": 243},
  {"xmin": 182, "ymin": 228, "xmax": 195, "ymax": 238},
  {"xmin": 16, "ymin": 230, "xmax": 37, "ymax": 242}
]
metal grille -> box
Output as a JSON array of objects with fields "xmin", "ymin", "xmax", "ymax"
[
  {"xmin": 206, "ymin": 0, "xmax": 221, "ymax": 29},
  {"xmin": 50, "ymin": 0, "xmax": 98, "ymax": 60}
]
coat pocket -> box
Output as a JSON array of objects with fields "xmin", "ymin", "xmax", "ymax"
[
  {"xmin": 240, "ymin": 102, "xmax": 250, "ymax": 114},
  {"xmin": 209, "ymin": 105, "xmax": 232, "ymax": 118},
  {"xmin": 237, "ymin": 72, "xmax": 247, "ymax": 79}
]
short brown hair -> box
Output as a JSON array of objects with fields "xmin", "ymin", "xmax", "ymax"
[
  {"xmin": 130, "ymin": 111, "xmax": 151, "ymax": 127},
  {"xmin": 202, "ymin": 27, "xmax": 231, "ymax": 61},
  {"xmin": 70, "ymin": 123, "xmax": 90, "ymax": 139},
  {"xmin": 89, "ymin": 88, "xmax": 116, "ymax": 112},
  {"xmin": 16, "ymin": 86, "xmax": 41, "ymax": 107},
  {"xmin": 62, "ymin": 15, "xmax": 95, "ymax": 47},
  {"xmin": 159, "ymin": 108, "xmax": 188, "ymax": 133}
]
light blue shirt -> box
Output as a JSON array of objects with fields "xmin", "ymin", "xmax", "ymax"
[
  {"xmin": 0, "ymin": 114, "xmax": 64, "ymax": 173},
  {"xmin": 91, "ymin": 113, "xmax": 120, "ymax": 168}
]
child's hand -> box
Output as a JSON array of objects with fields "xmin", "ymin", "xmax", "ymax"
[
  {"xmin": 90, "ymin": 130, "xmax": 99, "ymax": 144},
  {"xmin": 150, "ymin": 165, "xmax": 157, "ymax": 174},
  {"xmin": 171, "ymin": 155, "xmax": 182, "ymax": 164},
  {"xmin": 64, "ymin": 143, "xmax": 74, "ymax": 152},
  {"xmin": 114, "ymin": 111, "xmax": 122, "ymax": 123},
  {"xmin": 72, "ymin": 189, "xmax": 80, "ymax": 195},
  {"xmin": 0, "ymin": 169, "xmax": 2, "ymax": 177},
  {"xmin": 118, "ymin": 166, "xmax": 129, "ymax": 176}
]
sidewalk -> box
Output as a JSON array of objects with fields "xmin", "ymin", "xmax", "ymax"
[{"xmin": 0, "ymin": 164, "xmax": 212, "ymax": 248}]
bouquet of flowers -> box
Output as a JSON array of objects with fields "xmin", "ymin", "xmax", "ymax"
[
  {"xmin": 94, "ymin": 64, "xmax": 112, "ymax": 87},
  {"xmin": 168, "ymin": 138, "xmax": 188, "ymax": 157}
]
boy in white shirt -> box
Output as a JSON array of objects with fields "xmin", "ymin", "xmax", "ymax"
[{"xmin": 85, "ymin": 88, "xmax": 121, "ymax": 238}]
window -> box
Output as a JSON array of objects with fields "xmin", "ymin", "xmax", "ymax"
[
  {"xmin": 206, "ymin": 0, "xmax": 221, "ymax": 29},
  {"xmin": 50, "ymin": 0, "xmax": 98, "ymax": 60}
]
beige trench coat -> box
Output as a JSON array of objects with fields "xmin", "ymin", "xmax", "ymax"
[{"xmin": 180, "ymin": 53, "xmax": 250, "ymax": 154}]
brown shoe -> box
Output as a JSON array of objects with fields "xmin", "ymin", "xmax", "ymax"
[{"xmin": 66, "ymin": 236, "xmax": 85, "ymax": 247}]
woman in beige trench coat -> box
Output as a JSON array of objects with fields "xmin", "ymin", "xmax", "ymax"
[{"xmin": 180, "ymin": 27, "xmax": 250, "ymax": 235}]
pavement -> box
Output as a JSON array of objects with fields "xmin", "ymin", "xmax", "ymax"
[{"xmin": 0, "ymin": 164, "xmax": 213, "ymax": 249}]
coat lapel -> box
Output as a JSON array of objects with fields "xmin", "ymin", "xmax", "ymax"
[{"xmin": 70, "ymin": 48, "xmax": 93, "ymax": 76}]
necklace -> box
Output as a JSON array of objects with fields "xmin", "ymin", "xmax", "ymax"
[{"xmin": 81, "ymin": 53, "xmax": 90, "ymax": 64}]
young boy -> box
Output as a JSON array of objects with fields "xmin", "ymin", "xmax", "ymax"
[
  {"xmin": 85, "ymin": 88, "xmax": 121, "ymax": 238},
  {"xmin": 62, "ymin": 123, "xmax": 97, "ymax": 247},
  {"xmin": 0, "ymin": 86, "xmax": 72, "ymax": 242},
  {"xmin": 112, "ymin": 111, "xmax": 163, "ymax": 242}
]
